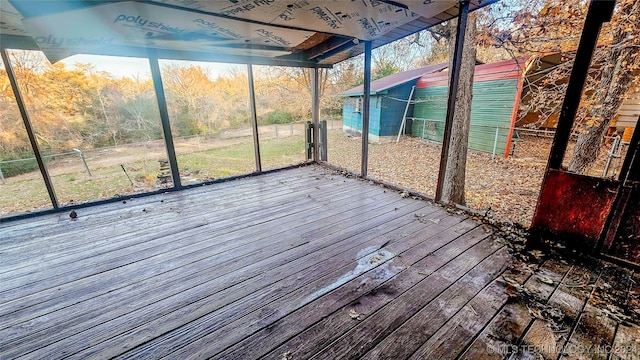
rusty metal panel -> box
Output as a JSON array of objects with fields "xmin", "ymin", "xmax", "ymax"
[{"xmin": 531, "ymin": 169, "xmax": 620, "ymax": 251}]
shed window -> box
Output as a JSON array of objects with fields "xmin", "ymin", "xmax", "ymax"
[{"xmin": 355, "ymin": 97, "xmax": 362, "ymax": 113}]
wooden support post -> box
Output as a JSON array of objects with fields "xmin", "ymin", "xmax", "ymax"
[
  {"xmin": 320, "ymin": 119, "xmax": 328, "ymax": 161},
  {"xmin": 435, "ymin": 0, "xmax": 470, "ymax": 202},
  {"xmin": 1, "ymin": 48, "xmax": 59, "ymax": 208},
  {"xmin": 148, "ymin": 53, "xmax": 181, "ymax": 189},
  {"xmin": 247, "ymin": 64, "xmax": 262, "ymax": 172},
  {"xmin": 361, "ymin": 40, "xmax": 372, "ymax": 177},
  {"xmin": 311, "ymin": 68, "xmax": 320, "ymax": 162}
]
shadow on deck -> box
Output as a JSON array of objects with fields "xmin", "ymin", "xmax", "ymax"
[{"xmin": 1, "ymin": 165, "xmax": 639, "ymax": 359}]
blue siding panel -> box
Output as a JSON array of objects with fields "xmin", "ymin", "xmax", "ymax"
[
  {"xmin": 342, "ymin": 95, "xmax": 383, "ymax": 136},
  {"xmin": 342, "ymin": 99, "xmax": 363, "ymax": 135},
  {"xmin": 342, "ymin": 81, "xmax": 418, "ymax": 139},
  {"xmin": 379, "ymin": 82, "xmax": 415, "ymax": 136}
]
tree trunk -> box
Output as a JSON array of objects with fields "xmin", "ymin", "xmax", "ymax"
[
  {"xmin": 441, "ymin": 13, "xmax": 477, "ymax": 205},
  {"xmin": 568, "ymin": 0, "xmax": 639, "ymax": 174}
]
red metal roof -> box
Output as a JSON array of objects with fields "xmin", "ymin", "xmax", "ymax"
[
  {"xmin": 339, "ymin": 62, "xmax": 448, "ymax": 97},
  {"xmin": 416, "ymin": 57, "xmax": 529, "ymax": 88}
]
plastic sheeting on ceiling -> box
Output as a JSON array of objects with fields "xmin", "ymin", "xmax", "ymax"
[{"xmin": 1, "ymin": 0, "xmax": 496, "ymax": 67}]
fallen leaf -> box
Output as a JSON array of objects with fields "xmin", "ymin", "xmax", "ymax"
[
  {"xmin": 502, "ymin": 276, "xmax": 521, "ymax": 288},
  {"xmin": 528, "ymin": 250, "xmax": 544, "ymax": 259},
  {"xmin": 349, "ymin": 309, "xmax": 361, "ymax": 320},
  {"xmin": 539, "ymin": 276, "xmax": 554, "ymax": 285}
]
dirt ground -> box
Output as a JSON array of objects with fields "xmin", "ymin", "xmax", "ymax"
[{"xmin": 327, "ymin": 131, "xmax": 625, "ymax": 226}]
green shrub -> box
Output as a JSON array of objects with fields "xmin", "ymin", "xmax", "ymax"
[
  {"xmin": 260, "ymin": 110, "xmax": 294, "ymax": 125},
  {"xmin": 0, "ymin": 156, "xmax": 39, "ymax": 178}
]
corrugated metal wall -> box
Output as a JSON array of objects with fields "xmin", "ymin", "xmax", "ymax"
[{"xmin": 412, "ymin": 78, "xmax": 519, "ymax": 154}]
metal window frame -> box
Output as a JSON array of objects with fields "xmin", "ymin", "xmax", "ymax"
[
  {"xmin": 1, "ymin": 48, "xmax": 59, "ymax": 208},
  {"xmin": 360, "ymin": 41, "xmax": 372, "ymax": 177},
  {"xmin": 248, "ymin": 64, "xmax": 262, "ymax": 172},
  {"xmin": 148, "ymin": 52, "xmax": 182, "ymax": 189}
]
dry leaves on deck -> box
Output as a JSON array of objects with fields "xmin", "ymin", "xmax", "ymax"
[{"xmin": 349, "ymin": 308, "xmax": 362, "ymax": 320}]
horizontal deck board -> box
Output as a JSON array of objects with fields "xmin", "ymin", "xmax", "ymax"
[
  {"xmin": 168, "ymin": 217, "xmax": 479, "ymax": 360},
  {"xmin": 7, "ymin": 165, "xmax": 626, "ymax": 360},
  {"xmin": 78, "ymin": 202, "xmax": 433, "ymax": 359},
  {"xmin": 309, "ymin": 236, "xmax": 507, "ymax": 359},
  {"xmin": 0, "ymin": 166, "xmax": 311, "ymax": 237},
  {"xmin": 0, "ymin": 169, "xmax": 350, "ymax": 267},
  {"xmin": 11, "ymin": 195, "xmax": 431, "ymax": 358},
  {"xmin": 0, "ymin": 187, "xmax": 391, "ymax": 347},
  {"xmin": 244, "ymin": 218, "xmax": 491, "ymax": 360},
  {"xmin": 0, "ymin": 179, "xmax": 375, "ymax": 298},
  {"xmin": 358, "ymin": 246, "xmax": 511, "ymax": 360}
]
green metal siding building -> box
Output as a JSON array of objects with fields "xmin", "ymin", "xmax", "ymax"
[
  {"xmin": 412, "ymin": 59, "xmax": 524, "ymax": 157},
  {"xmin": 340, "ymin": 63, "xmax": 448, "ymax": 142}
]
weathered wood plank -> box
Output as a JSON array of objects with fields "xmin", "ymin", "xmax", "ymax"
[
  {"xmin": 3, "ymin": 164, "xmax": 327, "ymax": 228},
  {"xmin": 408, "ymin": 266, "xmax": 532, "ymax": 359},
  {"xmin": 0, "ymin": 168, "xmax": 354, "ymax": 258},
  {"xmin": 158, "ymin": 218, "xmax": 483, "ymax": 360},
  {"xmin": 460, "ymin": 259, "xmax": 571, "ymax": 360},
  {"xmin": 0, "ymin": 187, "xmax": 392, "ymax": 347},
  {"xmin": 511, "ymin": 260, "xmax": 583, "ymax": 360},
  {"xmin": 0, "ymin": 187, "xmax": 401, "ymax": 333},
  {"xmin": 0, "ymin": 172, "xmax": 376, "ymax": 273},
  {"xmin": 611, "ymin": 324, "xmax": 640, "ymax": 360},
  {"xmin": 0, "ymin": 180, "xmax": 377, "ymax": 299},
  {"xmin": 237, "ymin": 220, "xmax": 494, "ymax": 360},
  {"xmin": 461, "ymin": 301, "xmax": 533, "ymax": 359},
  {"xmin": 88, "ymin": 202, "xmax": 438, "ymax": 360},
  {"xmin": 16, "ymin": 198, "xmax": 431, "ymax": 358},
  {"xmin": 560, "ymin": 304, "xmax": 617, "ymax": 360},
  {"xmin": 358, "ymin": 247, "xmax": 512, "ymax": 360},
  {"xmin": 0, "ymin": 175, "xmax": 323, "ymax": 265},
  {"xmin": 0, "ymin": 166, "xmax": 312, "ymax": 239},
  {"xmin": 0, "ymin": 170, "xmax": 354, "ymax": 270},
  {"xmin": 2, "ymin": 200, "xmax": 364, "ymax": 315},
  {"xmin": 11, "ymin": 165, "xmax": 632, "ymax": 360},
  {"xmin": 305, "ymin": 241, "xmax": 508, "ymax": 360},
  {"xmin": 525, "ymin": 260, "xmax": 574, "ymax": 301}
]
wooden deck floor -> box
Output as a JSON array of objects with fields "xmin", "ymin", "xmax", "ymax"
[{"xmin": 1, "ymin": 165, "xmax": 639, "ymax": 359}]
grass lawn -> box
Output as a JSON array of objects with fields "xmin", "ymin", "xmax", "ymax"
[{"xmin": 1, "ymin": 135, "xmax": 306, "ymax": 216}]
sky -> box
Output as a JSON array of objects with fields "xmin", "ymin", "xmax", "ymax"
[{"xmin": 60, "ymin": 54, "xmax": 240, "ymax": 79}]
